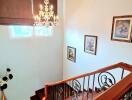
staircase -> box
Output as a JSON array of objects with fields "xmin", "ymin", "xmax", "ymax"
[
  {"xmin": 31, "ymin": 83, "xmax": 74, "ymax": 100},
  {"xmin": 30, "ymin": 62, "xmax": 132, "ymax": 100}
]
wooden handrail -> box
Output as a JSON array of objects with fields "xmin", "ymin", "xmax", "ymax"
[
  {"xmin": 46, "ymin": 62, "xmax": 132, "ymax": 86},
  {"xmin": 95, "ymin": 73, "xmax": 132, "ymax": 100}
]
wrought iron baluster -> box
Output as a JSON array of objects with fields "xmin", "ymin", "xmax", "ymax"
[
  {"xmin": 72, "ymin": 79, "xmax": 81, "ymax": 100},
  {"xmin": 52, "ymin": 86, "xmax": 54, "ymax": 100},
  {"xmin": 50, "ymin": 86, "xmax": 52, "ymax": 99},
  {"xmin": 82, "ymin": 77, "xmax": 85, "ymax": 100},
  {"xmin": 121, "ymin": 68, "xmax": 124, "ymax": 79},
  {"xmin": 69, "ymin": 81, "xmax": 72, "ymax": 97},
  {"xmin": 55, "ymin": 86, "xmax": 56, "ymax": 100},
  {"xmin": 87, "ymin": 76, "xmax": 90, "ymax": 100},
  {"xmin": 63, "ymin": 83, "xmax": 65, "ymax": 100},
  {"xmin": 56, "ymin": 86, "xmax": 58, "ymax": 100},
  {"xmin": 71, "ymin": 80, "xmax": 73, "ymax": 100},
  {"xmin": 59, "ymin": 85, "xmax": 64, "ymax": 100},
  {"xmin": 67, "ymin": 81, "xmax": 71, "ymax": 100},
  {"xmin": 56, "ymin": 85, "xmax": 58, "ymax": 100},
  {"xmin": 51, "ymin": 86, "xmax": 52, "ymax": 99},
  {"xmin": 92, "ymin": 74, "xmax": 95, "ymax": 100},
  {"xmin": 98, "ymin": 72, "xmax": 116, "ymax": 89},
  {"xmin": 67, "ymin": 83, "xmax": 68, "ymax": 98},
  {"xmin": 64, "ymin": 83, "xmax": 66, "ymax": 99}
]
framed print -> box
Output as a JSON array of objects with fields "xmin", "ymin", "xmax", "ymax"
[
  {"xmin": 111, "ymin": 15, "xmax": 132, "ymax": 42},
  {"xmin": 84, "ymin": 35, "xmax": 98, "ymax": 55},
  {"xmin": 67, "ymin": 46, "xmax": 76, "ymax": 62}
]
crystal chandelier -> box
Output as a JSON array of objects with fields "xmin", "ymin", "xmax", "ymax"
[{"xmin": 33, "ymin": 0, "xmax": 59, "ymax": 27}]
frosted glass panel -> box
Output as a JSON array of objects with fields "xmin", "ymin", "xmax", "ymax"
[
  {"xmin": 34, "ymin": 26, "xmax": 53, "ymax": 37},
  {"xmin": 9, "ymin": 25, "xmax": 33, "ymax": 38}
]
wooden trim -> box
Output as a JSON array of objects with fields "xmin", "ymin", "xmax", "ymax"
[{"xmin": 95, "ymin": 73, "xmax": 132, "ymax": 100}]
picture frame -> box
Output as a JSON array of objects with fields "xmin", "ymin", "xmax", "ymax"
[
  {"xmin": 67, "ymin": 46, "xmax": 76, "ymax": 62},
  {"xmin": 84, "ymin": 35, "xmax": 98, "ymax": 55},
  {"xmin": 111, "ymin": 15, "xmax": 132, "ymax": 42}
]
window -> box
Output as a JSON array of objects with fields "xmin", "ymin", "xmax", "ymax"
[
  {"xmin": 34, "ymin": 26, "xmax": 53, "ymax": 37},
  {"xmin": 10, "ymin": 25, "xmax": 33, "ymax": 38},
  {"xmin": 9, "ymin": 25, "xmax": 53, "ymax": 38}
]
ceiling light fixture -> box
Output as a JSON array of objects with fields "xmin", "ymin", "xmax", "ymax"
[{"xmin": 33, "ymin": 0, "xmax": 59, "ymax": 27}]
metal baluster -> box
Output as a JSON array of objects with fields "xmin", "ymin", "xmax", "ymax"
[
  {"xmin": 69, "ymin": 81, "xmax": 71, "ymax": 98},
  {"xmin": 50, "ymin": 86, "xmax": 52, "ymax": 99},
  {"xmin": 53, "ymin": 86, "xmax": 54, "ymax": 100},
  {"xmin": 64, "ymin": 83, "xmax": 66, "ymax": 99},
  {"xmin": 71, "ymin": 80, "xmax": 73, "ymax": 100},
  {"xmin": 87, "ymin": 76, "xmax": 90, "ymax": 100},
  {"xmin": 49, "ymin": 87, "xmax": 52, "ymax": 99},
  {"xmin": 121, "ymin": 68, "xmax": 124, "ymax": 79},
  {"xmin": 53, "ymin": 86, "xmax": 55, "ymax": 100},
  {"xmin": 51, "ymin": 86, "xmax": 53, "ymax": 100},
  {"xmin": 82, "ymin": 77, "xmax": 85, "ymax": 100},
  {"xmin": 55, "ymin": 86, "xmax": 57, "ymax": 100},
  {"xmin": 66, "ymin": 82, "xmax": 68, "ymax": 98},
  {"xmin": 55, "ymin": 86, "xmax": 56, "ymax": 100},
  {"xmin": 67, "ymin": 81, "xmax": 69, "ymax": 98},
  {"xmin": 63, "ymin": 83, "xmax": 65, "ymax": 100},
  {"xmin": 92, "ymin": 74, "xmax": 95, "ymax": 100},
  {"xmin": 57, "ymin": 85, "xmax": 58, "ymax": 100}
]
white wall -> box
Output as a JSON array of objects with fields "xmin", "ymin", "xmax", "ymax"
[
  {"xmin": 63, "ymin": 0, "xmax": 132, "ymax": 79},
  {"xmin": 0, "ymin": 0, "xmax": 63, "ymax": 100}
]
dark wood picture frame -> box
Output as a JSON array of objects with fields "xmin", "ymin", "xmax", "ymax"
[
  {"xmin": 84, "ymin": 35, "xmax": 98, "ymax": 55},
  {"xmin": 67, "ymin": 46, "xmax": 76, "ymax": 62},
  {"xmin": 111, "ymin": 15, "xmax": 132, "ymax": 42}
]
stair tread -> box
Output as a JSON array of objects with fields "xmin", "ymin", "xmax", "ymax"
[
  {"xmin": 30, "ymin": 95, "xmax": 39, "ymax": 100},
  {"xmin": 35, "ymin": 88, "xmax": 45, "ymax": 99}
]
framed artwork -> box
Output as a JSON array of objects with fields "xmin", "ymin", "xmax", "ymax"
[
  {"xmin": 111, "ymin": 15, "xmax": 132, "ymax": 42},
  {"xmin": 67, "ymin": 46, "xmax": 76, "ymax": 62},
  {"xmin": 84, "ymin": 35, "xmax": 98, "ymax": 55}
]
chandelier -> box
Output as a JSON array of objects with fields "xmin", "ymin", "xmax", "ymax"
[{"xmin": 33, "ymin": 0, "xmax": 59, "ymax": 27}]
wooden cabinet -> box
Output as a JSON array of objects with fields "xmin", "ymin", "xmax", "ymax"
[{"xmin": 0, "ymin": 0, "xmax": 57, "ymax": 25}]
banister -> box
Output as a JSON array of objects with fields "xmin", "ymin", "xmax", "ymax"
[
  {"xmin": 95, "ymin": 73, "xmax": 132, "ymax": 100},
  {"xmin": 46, "ymin": 62, "xmax": 132, "ymax": 86},
  {"xmin": 44, "ymin": 62, "xmax": 132, "ymax": 100}
]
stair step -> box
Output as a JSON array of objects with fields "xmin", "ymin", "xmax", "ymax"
[
  {"xmin": 35, "ymin": 88, "xmax": 45, "ymax": 100},
  {"xmin": 30, "ymin": 95, "xmax": 40, "ymax": 100}
]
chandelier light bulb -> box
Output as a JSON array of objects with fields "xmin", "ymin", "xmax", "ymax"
[
  {"xmin": 50, "ymin": 5, "xmax": 53, "ymax": 10},
  {"xmin": 40, "ymin": 4, "xmax": 43, "ymax": 10}
]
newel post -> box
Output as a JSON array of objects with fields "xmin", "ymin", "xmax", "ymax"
[{"xmin": 44, "ymin": 85, "xmax": 49, "ymax": 100}]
